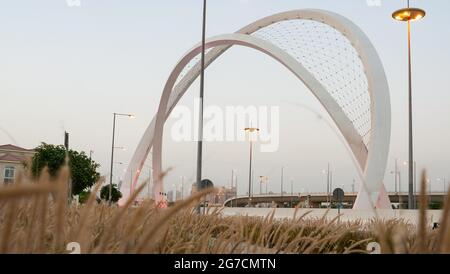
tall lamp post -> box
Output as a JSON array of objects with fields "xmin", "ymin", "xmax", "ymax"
[
  {"xmin": 180, "ymin": 176, "xmax": 185, "ymax": 200},
  {"xmin": 392, "ymin": 0, "xmax": 426, "ymax": 209},
  {"xmin": 322, "ymin": 163, "xmax": 331, "ymax": 207},
  {"xmin": 403, "ymin": 160, "xmax": 417, "ymax": 208},
  {"xmin": 110, "ymin": 112, "xmax": 134, "ymax": 203},
  {"xmin": 245, "ymin": 127, "xmax": 259, "ymax": 206},
  {"xmin": 195, "ymin": 0, "xmax": 207, "ymax": 213},
  {"xmin": 259, "ymin": 175, "xmax": 268, "ymax": 195},
  {"xmin": 281, "ymin": 166, "xmax": 286, "ymax": 196},
  {"xmin": 437, "ymin": 178, "xmax": 447, "ymax": 194},
  {"xmin": 259, "ymin": 175, "xmax": 264, "ymax": 195}
]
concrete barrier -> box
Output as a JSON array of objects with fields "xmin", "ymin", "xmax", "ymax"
[{"xmin": 220, "ymin": 208, "xmax": 443, "ymax": 226}]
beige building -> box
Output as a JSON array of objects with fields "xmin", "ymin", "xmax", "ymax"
[{"xmin": 0, "ymin": 144, "xmax": 35, "ymax": 185}]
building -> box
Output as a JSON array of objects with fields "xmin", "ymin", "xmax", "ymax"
[
  {"xmin": 213, "ymin": 186, "xmax": 237, "ymax": 205},
  {"xmin": 0, "ymin": 144, "xmax": 35, "ymax": 185}
]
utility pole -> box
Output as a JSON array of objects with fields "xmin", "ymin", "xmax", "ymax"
[
  {"xmin": 394, "ymin": 159, "xmax": 399, "ymax": 193},
  {"xmin": 64, "ymin": 131, "xmax": 72, "ymax": 201},
  {"xmin": 392, "ymin": 0, "xmax": 426, "ymax": 210},
  {"xmin": 245, "ymin": 127, "xmax": 259, "ymax": 207},
  {"xmin": 327, "ymin": 163, "xmax": 330, "ymax": 206},
  {"xmin": 195, "ymin": 0, "xmax": 207, "ymax": 213}
]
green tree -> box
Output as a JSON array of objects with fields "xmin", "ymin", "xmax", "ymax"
[
  {"xmin": 78, "ymin": 190, "xmax": 91, "ymax": 204},
  {"xmin": 100, "ymin": 184, "xmax": 122, "ymax": 203},
  {"xmin": 30, "ymin": 143, "xmax": 100, "ymax": 196}
]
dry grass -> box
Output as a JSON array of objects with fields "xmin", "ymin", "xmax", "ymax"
[{"xmin": 0, "ymin": 168, "xmax": 449, "ymax": 254}]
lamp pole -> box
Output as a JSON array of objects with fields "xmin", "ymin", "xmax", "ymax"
[
  {"xmin": 392, "ymin": 0, "xmax": 426, "ymax": 209},
  {"xmin": 266, "ymin": 177, "xmax": 268, "ymax": 194},
  {"xmin": 323, "ymin": 163, "xmax": 331, "ymax": 206},
  {"xmin": 403, "ymin": 160, "xmax": 417, "ymax": 208},
  {"xmin": 259, "ymin": 176, "xmax": 267, "ymax": 195},
  {"xmin": 109, "ymin": 112, "xmax": 134, "ymax": 203},
  {"xmin": 245, "ymin": 127, "xmax": 259, "ymax": 206},
  {"xmin": 195, "ymin": 0, "xmax": 207, "ymax": 213},
  {"xmin": 438, "ymin": 178, "xmax": 447, "ymax": 194},
  {"xmin": 259, "ymin": 176, "xmax": 263, "ymax": 195},
  {"xmin": 290, "ymin": 178, "xmax": 294, "ymax": 208},
  {"xmin": 399, "ymin": 171, "xmax": 402, "ymax": 208},
  {"xmin": 394, "ymin": 159, "xmax": 398, "ymax": 193},
  {"xmin": 180, "ymin": 176, "xmax": 185, "ymax": 200},
  {"xmin": 445, "ymin": 178, "xmax": 447, "ymax": 194}
]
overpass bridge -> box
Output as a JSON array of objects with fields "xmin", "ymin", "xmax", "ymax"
[{"xmin": 223, "ymin": 192, "xmax": 447, "ymax": 208}]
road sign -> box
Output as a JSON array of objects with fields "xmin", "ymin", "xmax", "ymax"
[
  {"xmin": 333, "ymin": 188, "xmax": 345, "ymax": 202},
  {"xmin": 333, "ymin": 188, "xmax": 345, "ymax": 221}
]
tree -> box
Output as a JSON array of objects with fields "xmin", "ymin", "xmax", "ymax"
[
  {"xmin": 100, "ymin": 184, "xmax": 122, "ymax": 203},
  {"xmin": 30, "ymin": 143, "xmax": 100, "ymax": 197},
  {"xmin": 78, "ymin": 190, "xmax": 91, "ymax": 204}
]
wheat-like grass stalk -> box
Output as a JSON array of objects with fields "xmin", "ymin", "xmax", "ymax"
[{"xmin": 0, "ymin": 168, "xmax": 449, "ymax": 254}]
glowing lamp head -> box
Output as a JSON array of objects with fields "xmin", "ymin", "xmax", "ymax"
[
  {"xmin": 392, "ymin": 8, "xmax": 426, "ymax": 22},
  {"xmin": 244, "ymin": 127, "xmax": 260, "ymax": 133}
]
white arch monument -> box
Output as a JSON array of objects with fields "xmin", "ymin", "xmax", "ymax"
[{"xmin": 120, "ymin": 9, "xmax": 392, "ymax": 210}]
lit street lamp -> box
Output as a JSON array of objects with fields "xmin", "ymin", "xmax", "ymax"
[
  {"xmin": 392, "ymin": 0, "xmax": 426, "ymax": 209},
  {"xmin": 110, "ymin": 112, "xmax": 134, "ymax": 203}
]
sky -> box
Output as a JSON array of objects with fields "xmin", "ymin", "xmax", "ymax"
[{"xmin": 0, "ymin": 0, "xmax": 449, "ymax": 197}]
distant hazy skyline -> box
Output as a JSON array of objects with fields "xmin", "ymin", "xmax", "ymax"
[{"xmin": 1, "ymin": 0, "xmax": 449, "ymax": 196}]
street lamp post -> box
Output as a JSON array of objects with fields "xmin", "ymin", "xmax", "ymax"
[
  {"xmin": 399, "ymin": 171, "xmax": 402, "ymax": 208},
  {"xmin": 180, "ymin": 176, "xmax": 185, "ymax": 200},
  {"xmin": 426, "ymin": 178, "xmax": 431, "ymax": 206},
  {"xmin": 265, "ymin": 177, "xmax": 268, "ymax": 194},
  {"xmin": 437, "ymin": 178, "xmax": 447, "ymax": 194},
  {"xmin": 231, "ymin": 171, "xmax": 237, "ymax": 207},
  {"xmin": 259, "ymin": 176, "xmax": 263, "ymax": 195},
  {"xmin": 392, "ymin": 0, "xmax": 426, "ymax": 209},
  {"xmin": 322, "ymin": 163, "xmax": 331, "ymax": 207},
  {"xmin": 245, "ymin": 127, "xmax": 259, "ymax": 207},
  {"xmin": 403, "ymin": 160, "xmax": 417, "ymax": 208},
  {"xmin": 281, "ymin": 166, "xmax": 285, "ymax": 196},
  {"xmin": 290, "ymin": 177, "xmax": 294, "ymax": 208},
  {"xmin": 394, "ymin": 159, "xmax": 399, "ymax": 193},
  {"xmin": 195, "ymin": 0, "xmax": 207, "ymax": 214},
  {"xmin": 290, "ymin": 178, "xmax": 294, "ymax": 196},
  {"xmin": 259, "ymin": 176, "xmax": 268, "ymax": 195},
  {"xmin": 110, "ymin": 112, "xmax": 134, "ymax": 203}
]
